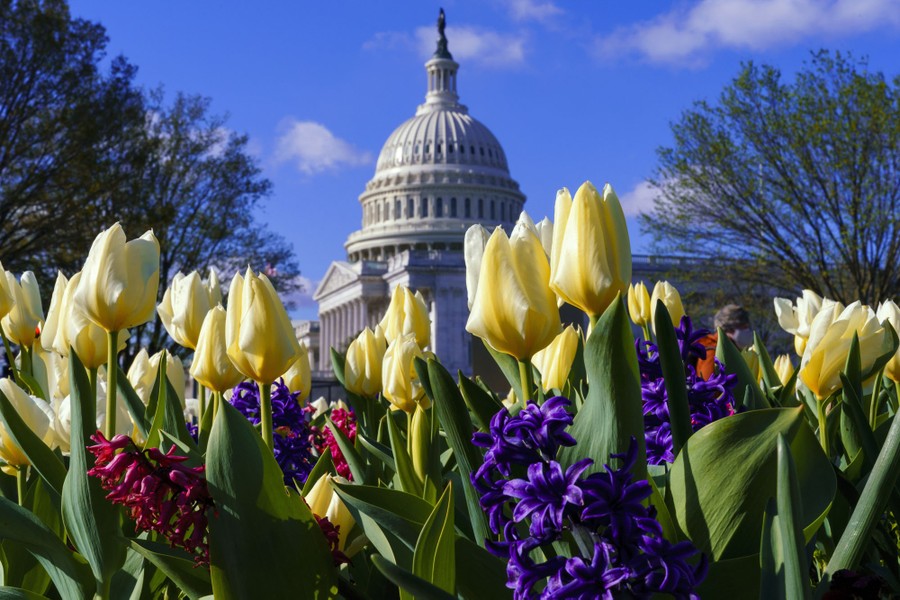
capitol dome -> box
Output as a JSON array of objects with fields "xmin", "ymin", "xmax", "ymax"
[{"xmin": 345, "ymin": 25, "xmax": 525, "ymax": 262}]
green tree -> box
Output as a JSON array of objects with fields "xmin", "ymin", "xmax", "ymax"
[{"xmin": 642, "ymin": 51, "xmax": 900, "ymax": 309}]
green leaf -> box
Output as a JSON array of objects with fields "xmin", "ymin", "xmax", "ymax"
[
  {"xmin": 0, "ymin": 390, "xmax": 66, "ymax": 499},
  {"xmin": 482, "ymin": 341, "xmax": 524, "ymax": 403},
  {"xmin": 653, "ymin": 299, "xmax": 693, "ymax": 456},
  {"xmin": 129, "ymin": 539, "xmax": 212, "ymax": 600},
  {"xmin": 331, "ymin": 483, "xmax": 434, "ymax": 550},
  {"xmin": 330, "ymin": 348, "xmax": 346, "ymax": 387},
  {"xmin": 0, "ymin": 587, "xmax": 51, "ymax": 599},
  {"xmin": 301, "ymin": 448, "xmax": 335, "ymax": 496},
  {"xmin": 559, "ymin": 295, "xmax": 646, "ymax": 479},
  {"xmin": 143, "ymin": 362, "xmax": 196, "ymax": 451},
  {"xmin": 426, "ymin": 359, "xmax": 492, "ymax": 547},
  {"xmin": 458, "ymin": 373, "xmax": 504, "ymax": 432},
  {"xmin": 386, "ymin": 410, "xmax": 423, "ymax": 497},
  {"xmin": 61, "ymin": 351, "xmax": 125, "ymax": 589},
  {"xmin": 205, "ymin": 400, "xmax": 337, "ymax": 599},
  {"xmin": 326, "ymin": 416, "xmax": 367, "ymax": 484},
  {"xmin": 839, "ymin": 374, "xmax": 879, "ymax": 475},
  {"xmin": 755, "ymin": 332, "xmax": 782, "ymax": 394},
  {"xmin": 0, "ymin": 495, "xmax": 90, "ymax": 598},
  {"xmin": 357, "ymin": 433, "xmax": 396, "ymax": 472},
  {"xmin": 454, "ymin": 538, "xmax": 511, "ymax": 600},
  {"xmin": 697, "ymin": 553, "xmax": 760, "ymax": 600},
  {"xmin": 667, "ymin": 407, "xmax": 835, "ymax": 561},
  {"xmin": 116, "ymin": 365, "xmax": 149, "ymax": 440},
  {"xmin": 412, "ymin": 483, "xmax": 455, "ymax": 595},
  {"xmin": 716, "ymin": 329, "xmax": 768, "ymax": 410},
  {"xmin": 371, "ymin": 555, "xmax": 455, "ymax": 600}
]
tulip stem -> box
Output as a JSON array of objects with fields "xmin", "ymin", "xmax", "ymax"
[
  {"xmin": 892, "ymin": 380, "xmax": 900, "ymax": 415},
  {"xmin": 19, "ymin": 344, "xmax": 32, "ymax": 378},
  {"xmin": 16, "ymin": 467, "xmax": 25, "ymax": 507},
  {"xmin": 88, "ymin": 368, "xmax": 98, "ymax": 410},
  {"xmin": 260, "ymin": 382, "xmax": 274, "ymax": 452},
  {"xmin": 198, "ymin": 386, "xmax": 207, "ymax": 431},
  {"xmin": 214, "ymin": 391, "xmax": 223, "ymax": 421},
  {"xmin": 0, "ymin": 325, "xmax": 18, "ymax": 380},
  {"xmin": 641, "ymin": 324, "xmax": 653, "ymax": 344},
  {"xmin": 105, "ymin": 330, "xmax": 119, "ymax": 439},
  {"xmin": 869, "ymin": 371, "xmax": 883, "ymax": 430},
  {"xmin": 817, "ymin": 398, "xmax": 830, "ymax": 456},
  {"xmin": 518, "ymin": 359, "xmax": 533, "ymax": 405}
]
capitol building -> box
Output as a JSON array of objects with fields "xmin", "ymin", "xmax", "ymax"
[{"xmin": 307, "ymin": 17, "xmax": 524, "ymax": 377}]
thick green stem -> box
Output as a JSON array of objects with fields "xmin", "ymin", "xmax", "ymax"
[
  {"xmin": 892, "ymin": 380, "xmax": 900, "ymax": 415},
  {"xmin": 19, "ymin": 344, "xmax": 32, "ymax": 378},
  {"xmin": 16, "ymin": 467, "xmax": 26, "ymax": 507},
  {"xmin": 88, "ymin": 367, "xmax": 98, "ymax": 408},
  {"xmin": 518, "ymin": 359, "xmax": 533, "ymax": 404},
  {"xmin": 817, "ymin": 398, "xmax": 830, "ymax": 456},
  {"xmin": 214, "ymin": 390, "xmax": 223, "ymax": 420},
  {"xmin": 104, "ymin": 330, "xmax": 119, "ymax": 439},
  {"xmin": 641, "ymin": 323, "xmax": 653, "ymax": 344},
  {"xmin": 260, "ymin": 382, "xmax": 274, "ymax": 452},
  {"xmin": 589, "ymin": 314, "xmax": 599, "ymax": 332},
  {"xmin": 198, "ymin": 386, "xmax": 207, "ymax": 431},
  {"xmin": 94, "ymin": 579, "xmax": 111, "ymax": 600},
  {"xmin": 868, "ymin": 371, "xmax": 883, "ymax": 430}
]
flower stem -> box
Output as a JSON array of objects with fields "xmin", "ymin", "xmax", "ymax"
[
  {"xmin": 214, "ymin": 391, "xmax": 223, "ymax": 421},
  {"xmin": 19, "ymin": 344, "xmax": 32, "ymax": 378},
  {"xmin": 0, "ymin": 325, "xmax": 18, "ymax": 380},
  {"xmin": 260, "ymin": 382, "xmax": 273, "ymax": 452},
  {"xmin": 893, "ymin": 380, "xmax": 900, "ymax": 415},
  {"xmin": 518, "ymin": 358, "xmax": 533, "ymax": 404},
  {"xmin": 868, "ymin": 370, "xmax": 883, "ymax": 430},
  {"xmin": 104, "ymin": 330, "xmax": 119, "ymax": 439},
  {"xmin": 589, "ymin": 314, "xmax": 599, "ymax": 333},
  {"xmin": 16, "ymin": 467, "xmax": 26, "ymax": 507},
  {"xmin": 817, "ymin": 397, "xmax": 830, "ymax": 456},
  {"xmin": 641, "ymin": 324, "xmax": 653, "ymax": 344},
  {"xmin": 198, "ymin": 386, "xmax": 207, "ymax": 432},
  {"xmin": 88, "ymin": 367, "xmax": 98, "ymax": 412}
]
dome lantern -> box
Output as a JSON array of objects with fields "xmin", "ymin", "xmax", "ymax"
[{"xmin": 421, "ymin": 8, "xmax": 463, "ymax": 114}]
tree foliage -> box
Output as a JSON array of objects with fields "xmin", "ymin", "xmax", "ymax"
[{"xmin": 642, "ymin": 51, "xmax": 900, "ymax": 307}]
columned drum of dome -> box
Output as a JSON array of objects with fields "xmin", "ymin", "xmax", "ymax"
[{"xmin": 313, "ymin": 11, "xmax": 525, "ymax": 378}]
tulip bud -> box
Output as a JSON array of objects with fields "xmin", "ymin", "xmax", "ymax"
[
  {"xmin": 74, "ymin": 223, "xmax": 160, "ymax": 332},
  {"xmin": 627, "ymin": 282, "xmax": 652, "ymax": 328},
  {"xmin": 464, "ymin": 225, "xmax": 491, "ymax": 310},
  {"xmin": 31, "ymin": 344, "xmax": 69, "ymax": 402},
  {"xmin": 877, "ymin": 300, "xmax": 900, "ymax": 383},
  {"xmin": 773, "ymin": 354, "xmax": 795, "ymax": 388},
  {"xmin": 309, "ymin": 397, "xmax": 329, "ymax": 418},
  {"xmin": 128, "ymin": 349, "xmax": 186, "ymax": 406},
  {"xmin": 382, "ymin": 333, "xmax": 426, "ymax": 413},
  {"xmin": 344, "ymin": 326, "xmax": 387, "ymax": 398},
  {"xmin": 466, "ymin": 217, "xmax": 561, "ymax": 360},
  {"xmin": 158, "ymin": 271, "xmax": 220, "ymax": 350},
  {"xmin": 774, "ymin": 291, "xmax": 843, "ymax": 356},
  {"xmin": 799, "ymin": 301, "xmax": 895, "ymax": 399},
  {"xmin": 549, "ymin": 182, "xmax": 632, "ymax": 318},
  {"xmin": 305, "ymin": 474, "xmax": 355, "ymax": 551},
  {"xmin": 410, "ymin": 403, "xmax": 432, "ymax": 483},
  {"xmin": 532, "ymin": 325, "xmax": 580, "ymax": 392},
  {"xmin": 1, "ymin": 271, "xmax": 43, "ymax": 347},
  {"xmin": 0, "ymin": 378, "xmax": 55, "ymax": 475},
  {"xmin": 650, "ymin": 281, "xmax": 685, "ymax": 333},
  {"xmin": 40, "ymin": 272, "xmax": 69, "ymax": 354},
  {"xmin": 225, "ymin": 268, "xmax": 302, "ymax": 385},
  {"xmin": 0, "ymin": 262, "xmax": 14, "ymax": 320},
  {"xmin": 379, "ymin": 286, "xmax": 431, "ymax": 349},
  {"xmin": 534, "ymin": 217, "xmax": 553, "ymax": 259},
  {"xmin": 741, "ymin": 348, "xmax": 761, "ymax": 382},
  {"xmin": 281, "ymin": 344, "xmax": 311, "ymax": 402},
  {"xmin": 191, "ymin": 306, "xmax": 243, "ymax": 393}
]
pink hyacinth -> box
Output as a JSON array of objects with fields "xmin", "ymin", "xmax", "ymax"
[{"xmin": 316, "ymin": 407, "xmax": 357, "ymax": 480}]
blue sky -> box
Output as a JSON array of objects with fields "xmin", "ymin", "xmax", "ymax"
[{"xmin": 69, "ymin": 0, "xmax": 900, "ymax": 319}]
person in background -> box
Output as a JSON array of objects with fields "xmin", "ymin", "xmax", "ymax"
[{"xmin": 696, "ymin": 304, "xmax": 754, "ymax": 379}]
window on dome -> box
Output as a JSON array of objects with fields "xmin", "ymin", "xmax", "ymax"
[
  {"xmin": 421, "ymin": 197, "xmax": 429, "ymax": 218},
  {"xmin": 478, "ymin": 199, "xmax": 484, "ymax": 218},
  {"xmin": 489, "ymin": 148, "xmax": 493, "ymax": 158},
  {"xmin": 436, "ymin": 197, "xmax": 444, "ymax": 217},
  {"xmin": 501, "ymin": 202, "xmax": 506, "ymax": 221},
  {"xmin": 459, "ymin": 145, "xmax": 464, "ymax": 154},
  {"xmin": 394, "ymin": 199, "xmax": 401, "ymax": 220},
  {"xmin": 450, "ymin": 198, "xmax": 457, "ymax": 217},
  {"xmin": 465, "ymin": 198, "xmax": 471, "ymax": 218},
  {"xmin": 471, "ymin": 145, "xmax": 475, "ymax": 155},
  {"xmin": 448, "ymin": 143, "xmax": 454, "ymax": 153},
  {"xmin": 479, "ymin": 147, "xmax": 484, "ymax": 157},
  {"xmin": 425, "ymin": 143, "xmax": 430, "ymax": 154},
  {"xmin": 407, "ymin": 197, "xmax": 414, "ymax": 219}
]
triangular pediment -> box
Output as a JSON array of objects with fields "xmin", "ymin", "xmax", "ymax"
[{"xmin": 313, "ymin": 261, "xmax": 360, "ymax": 301}]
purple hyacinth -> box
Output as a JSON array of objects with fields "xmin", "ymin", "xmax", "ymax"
[{"xmin": 504, "ymin": 458, "xmax": 592, "ymax": 540}]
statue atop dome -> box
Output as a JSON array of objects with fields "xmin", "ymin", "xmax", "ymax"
[{"xmin": 434, "ymin": 8, "xmax": 452, "ymax": 60}]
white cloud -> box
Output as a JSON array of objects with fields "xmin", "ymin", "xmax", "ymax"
[
  {"xmin": 283, "ymin": 275, "xmax": 320, "ymax": 309},
  {"xmin": 501, "ymin": 0, "xmax": 563, "ymax": 23},
  {"xmin": 273, "ymin": 119, "xmax": 372, "ymax": 175},
  {"xmin": 595, "ymin": 0, "xmax": 900, "ymax": 66},
  {"xmin": 619, "ymin": 180, "xmax": 660, "ymax": 217},
  {"xmin": 365, "ymin": 25, "xmax": 527, "ymax": 69}
]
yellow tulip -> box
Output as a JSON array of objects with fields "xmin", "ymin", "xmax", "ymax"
[
  {"xmin": 0, "ymin": 261, "xmax": 13, "ymax": 320},
  {"xmin": 304, "ymin": 474, "xmax": 355, "ymax": 551},
  {"xmin": 627, "ymin": 282, "xmax": 651, "ymax": 328},
  {"xmin": 344, "ymin": 326, "xmax": 387, "ymax": 398},
  {"xmin": 877, "ymin": 300, "xmax": 900, "ymax": 383},
  {"xmin": 741, "ymin": 348, "xmax": 761, "ymax": 382},
  {"xmin": 532, "ymin": 325, "xmax": 580, "ymax": 392},
  {"xmin": 534, "ymin": 217, "xmax": 553, "ymax": 259},
  {"xmin": 1, "ymin": 271, "xmax": 42, "ymax": 347},
  {"xmin": 549, "ymin": 182, "xmax": 631, "ymax": 318},
  {"xmin": 774, "ymin": 291, "xmax": 843, "ymax": 356},
  {"xmin": 127, "ymin": 349, "xmax": 185, "ymax": 406},
  {"xmin": 225, "ymin": 267, "xmax": 301, "ymax": 385},
  {"xmin": 464, "ymin": 225, "xmax": 491, "ymax": 310},
  {"xmin": 379, "ymin": 286, "xmax": 431, "ymax": 349},
  {"xmin": 382, "ymin": 333, "xmax": 426, "ymax": 413},
  {"xmin": 0, "ymin": 378, "xmax": 55, "ymax": 475},
  {"xmin": 650, "ymin": 281, "xmax": 685, "ymax": 333},
  {"xmin": 281, "ymin": 344, "xmax": 311, "ymax": 402},
  {"xmin": 74, "ymin": 223, "xmax": 160, "ymax": 332},
  {"xmin": 191, "ymin": 306, "xmax": 244, "ymax": 393},
  {"xmin": 773, "ymin": 354, "xmax": 795, "ymax": 388},
  {"xmin": 799, "ymin": 301, "xmax": 894, "ymax": 399},
  {"xmin": 466, "ymin": 216, "xmax": 561, "ymax": 360},
  {"xmin": 157, "ymin": 270, "xmax": 220, "ymax": 350}
]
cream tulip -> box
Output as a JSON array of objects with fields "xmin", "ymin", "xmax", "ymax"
[
  {"xmin": 741, "ymin": 348, "xmax": 761, "ymax": 382},
  {"xmin": 344, "ymin": 326, "xmax": 387, "ymax": 398},
  {"xmin": 773, "ymin": 354, "xmax": 795, "ymax": 388},
  {"xmin": 532, "ymin": 325, "xmax": 580, "ymax": 392},
  {"xmin": 549, "ymin": 182, "xmax": 632, "ymax": 319},
  {"xmin": 305, "ymin": 474, "xmax": 355, "ymax": 551},
  {"xmin": 382, "ymin": 333, "xmax": 426, "ymax": 413},
  {"xmin": 1, "ymin": 271, "xmax": 42, "ymax": 347},
  {"xmin": 379, "ymin": 286, "xmax": 431, "ymax": 349},
  {"xmin": 127, "ymin": 349, "xmax": 186, "ymax": 406},
  {"xmin": 281, "ymin": 344, "xmax": 311, "ymax": 402},
  {"xmin": 0, "ymin": 261, "xmax": 13, "ymax": 320},
  {"xmin": 74, "ymin": 223, "xmax": 160, "ymax": 332},
  {"xmin": 877, "ymin": 300, "xmax": 900, "ymax": 383},
  {"xmin": 799, "ymin": 301, "xmax": 895, "ymax": 399},
  {"xmin": 0, "ymin": 378, "xmax": 55, "ymax": 475},
  {"xmin": 464, "ymin": 225, "xmax": 491, "ymax": 310},
  {"xmin": 191, "ymin": 306, "xmax": 243, "ymax": 394},
  {"xmin": 534, "ymin": 217, "xmax": 553, "ymax": 259},
  {"xmin": 225, "ymin": 268, "xmax": 301, "ymax": 385},
  {"xmin": 774, "ymin": 290, "xmax": 843, "ymax": 356},
  {"xmin": 650, "ymin": 281, "xmax": 686, "ymax": 333},
  {"xmin": 627, "ymin": 282, "xmax": 652, "ymax": 328},
  {"xmin": 158, "ymin": 270, "xmax": 220, "ymax": 350},
  {"xmin": 466, "ymin": 216, "xmax": 561, "ymax": 360},
  {"xmin": 40, "ymin": 272, "xmax": 69, "ymax": 353}
]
